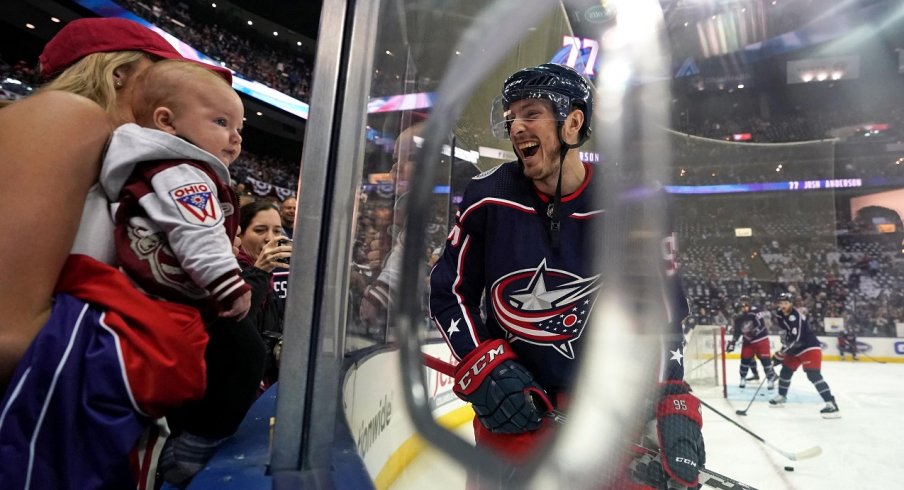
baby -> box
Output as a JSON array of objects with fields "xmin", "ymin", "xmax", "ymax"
[{"xmin": 101, "ymin": 59, "xmax": 250, "ymax": 320}]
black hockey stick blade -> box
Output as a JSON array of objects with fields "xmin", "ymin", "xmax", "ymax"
[{"xmin": 735, "ymin": 376, "xmax": 767, "ymax": 417}]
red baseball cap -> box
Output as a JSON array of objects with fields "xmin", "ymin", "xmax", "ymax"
[{"xmin": 39, "ymin": 17, "xmax": 233, "ymax": 83}]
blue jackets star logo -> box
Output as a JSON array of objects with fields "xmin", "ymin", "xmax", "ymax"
[
  {"xmin": 489, "ymin": 259, "xmax": 601, "ymax": 359},
  {"xmin": 670, "ymin": 348, "xmax": 684, "ymax": 366}
]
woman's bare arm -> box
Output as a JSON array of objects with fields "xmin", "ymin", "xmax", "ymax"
[{"xmin": 0, "ymin": 91, "xmax": 112, "ymax": 388}]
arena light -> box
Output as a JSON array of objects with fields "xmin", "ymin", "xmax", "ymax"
[
  {"xmin": 801, "ymin": 72, "xmax": 814, "ymax": 82},
  {"xmin": 51, "ymin": 17, "xmax": 60, "ymax": 23},
  {"xmin": 26, "ymin": 23, "xmax": 35, "ymax": 29},
  {"xmin": 831, "ymin": 71, "xmax": 843, "ymax": 80},
  {"xmin": 247, "ymin": 20, "xmax": 253, "ymax": 25},
  {"xmin": 816, "ymin": 72, "xmax": 828, "ymax": 81}
]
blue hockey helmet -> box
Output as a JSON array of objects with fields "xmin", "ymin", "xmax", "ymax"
[
  {"xmin": 492, "ymin": 63, "xmax": 593, "ymax": 143},
  {"xmin": 776, "ymin": 292, "xmax": 794, "ymax": 303}
]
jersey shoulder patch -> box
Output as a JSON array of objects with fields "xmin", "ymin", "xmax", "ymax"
[{"xmin": 169, "ymin": 182, "xmax": 222, "ymax": 226}]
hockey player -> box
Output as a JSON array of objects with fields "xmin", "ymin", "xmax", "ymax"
[
  {"xmin": 769, "ymin": 292, "xmax": 841, "ymax": 418},
  {"xmin": 837, "ymin": 328, "xmax": 859, "ymax": 361},
  {"xmin": 728, "ymin": 296, "xmax": 778, "ymax": 389},
  {"xmin": 429, "ymin": 63, "xmax": 704, "ymax": 489}
]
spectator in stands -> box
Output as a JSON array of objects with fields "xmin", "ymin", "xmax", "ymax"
[
  {"xmin": 236, "ymin": 200, "xmax": 293, "ymax": 389},
  {"xmin": 119, "ymin": 0, "xmax": 315, "ymax": 102},
  {"xmin": 0, "ymin": 17, "xmax": 230, "ymax": 488},
  {"xmin": 280, "ymin": 196, "xmax": 298, "ymax": 239}
]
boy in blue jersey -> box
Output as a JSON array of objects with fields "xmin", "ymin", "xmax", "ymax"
[
  {"xmin": 429, "ymin": 64, "xmax": 704, "ymax": 489},
  {"xmin": 769, "ymin": 292, "xmax": 841, "ymax": 418}
]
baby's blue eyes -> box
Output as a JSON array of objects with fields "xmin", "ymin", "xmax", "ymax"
[{"xmin": 215, "ymin": 118, "xmax": 228, "ymax": 126}]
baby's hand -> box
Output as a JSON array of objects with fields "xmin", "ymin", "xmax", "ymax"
[{"xmin": 221, "ymin": 290, "xmax": 252, "ymax": 320}]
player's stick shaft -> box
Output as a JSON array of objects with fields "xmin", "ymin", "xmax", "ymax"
[
  {"xmin": 683, "ymin": 351, "xmax": 722, "ymax": 377},
  {"xmin": 696, "ymin": 397, "xmax": 821, "ymax": 461},
  {"xmin": 423, "ymin": 353, "xmax": 456, "ymax": 376},
  {"xmin": 859, "ymin": 351, "xmax": 887, "ymax": 364}
]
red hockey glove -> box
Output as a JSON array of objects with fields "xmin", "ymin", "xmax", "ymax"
[
  {"xmin": 656, "ymin": 381, "xmax": 705, "ymax": 488},
  {"xmin": 453, "ymin": 339, "xmax": 552, "ymax": 433}
]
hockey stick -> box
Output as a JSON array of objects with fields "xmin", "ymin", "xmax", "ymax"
[
  {"xmin": 423, "ymin": 353, "xmax": 455, "ymax": 375},
  {"xmin": 683, "ymin": 351, "xmax": 720, "ymax": 377},
  {"xmin": 696, "ymin": 398, "xmax": 822, "ymax": 461},
  {"xmin": 630, "ymin": 443, "xmax": 760, "ymax": 490},
  {"xmin": 735, "ymin": 376, "xmax": 767, "ymax": 416},
  {"xmin": 859, "ymin": 351, "xmax": 887, "ymax": 364}
]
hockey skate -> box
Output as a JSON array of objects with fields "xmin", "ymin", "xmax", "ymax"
[
  {"xmin": 768, "ymin": 394, "xmax": 786, "ymax": 407},
  {"xmin": 821, "ymin": 399, "xmax": 841, "ymax": 419},
  {"xmin": 767, "ymin": 375, "xmax": 777, "ymax": 391},
  {"xmin": 746, "ymin": 373, "xmax": 760, "ymax": 381},
  {"xmin": 739, "ymin": 377, "xmax": 746, "ymax": 388}
]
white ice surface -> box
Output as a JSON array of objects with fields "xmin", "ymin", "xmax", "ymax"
[{"xmin": 392, "ymin": 359, "xmax": 904, "ymax": 489}]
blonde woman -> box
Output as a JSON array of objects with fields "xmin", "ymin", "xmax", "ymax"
[{"xmin": 0, "ymin": 18, "xmax": 238, "ymax": 488}]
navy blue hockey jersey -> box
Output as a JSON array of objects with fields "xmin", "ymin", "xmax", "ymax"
[
  {"xmin": 732, "ymin": 306, "xmax": 769, "ymax": 344},
  {"xmin": 773, "ymin": 307, "xmax": 820, "ymax": 354},
  {"xmin": 429, "ymin": 161, "xmax": 689, "ymax": 393}
]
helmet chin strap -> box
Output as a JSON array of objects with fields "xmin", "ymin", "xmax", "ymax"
[
  {"xmin": 547, "ymin": 123, "xmax": 582, "ymax": 250},
  {"xmin": 512, "ymin": 123, "xmax": 583, "ymax": 250}
]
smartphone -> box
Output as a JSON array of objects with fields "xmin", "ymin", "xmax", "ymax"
[{"xmin": 277, "ymin": 238, "xmax": 292, "ymax": 265}]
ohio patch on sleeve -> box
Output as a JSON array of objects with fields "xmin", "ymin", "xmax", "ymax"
[{"xmin": 169, "ymin": 182, "xmax": 222, "ymax": 225}]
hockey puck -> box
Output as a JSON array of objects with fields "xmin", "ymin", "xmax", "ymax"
[{"xmin": 784, "ymin": 466, "xmax": 794, "ymax": 472}]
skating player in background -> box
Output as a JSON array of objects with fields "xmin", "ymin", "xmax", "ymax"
[
  {"xmin": 429, "ymin": 63, "xmax": 704, "ymax": 489},
  {"xmin": 728, "ymin": 295, "xmax": 778, "ymax": 389},
  {"xmin": 769, "ymin": 292, "xmax": 841, "ymax": 418},
  {"xmin": 837, "ymin": 328, "xmax": 859, "ymax": 361}
]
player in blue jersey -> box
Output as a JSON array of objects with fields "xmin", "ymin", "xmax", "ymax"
[
  {"xmin": 728, "ymin": 295, "xmax": 778, "ymax": 389},
  {"xmin": 429, "ymin": 63, "xmax": 704, "ymax": 489},
  {"xmin": 837, "ymin": 328, "xmax": 859, "ymax": 361},
  {"xmin": 769, "ymin": 292, "xmax": 840, "ymax": 418}
]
